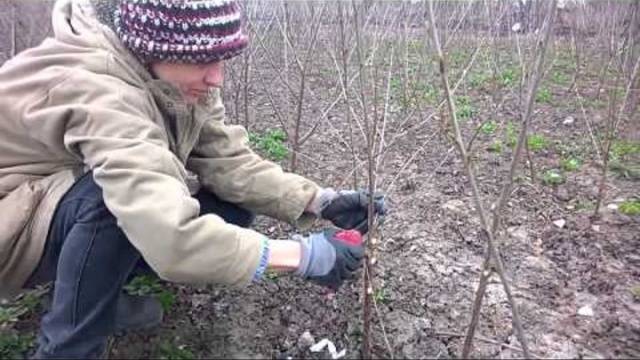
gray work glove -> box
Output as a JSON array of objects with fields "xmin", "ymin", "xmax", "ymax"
[
  {"xmin": 308, "ymin": 188, "xmax": 386, "ymax": 234},
  {"xmin": 295, "ymin": 229, "xmax": 365, "ymax": 290}
]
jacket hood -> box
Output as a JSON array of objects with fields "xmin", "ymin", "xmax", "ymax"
[{"xmin": 52, "ymin": 0, "xmax": 153, "ymax": 85}]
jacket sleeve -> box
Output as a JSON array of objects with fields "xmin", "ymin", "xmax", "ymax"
[
  {"xmin": 187, "ymin": 89, "xmax": 319, "ymax": 228},
  {"xmin": 38, "ymin": 73, "xmax": 265, "ymax": 286}
]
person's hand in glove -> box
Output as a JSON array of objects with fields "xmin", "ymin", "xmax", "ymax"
[
  {"xmin": 295, "ymin": 229, "xmax": 364, "ymax": 290},
  {"xmin": 306, "ymin": 188, "xmax": 386, "ymax": 234}
]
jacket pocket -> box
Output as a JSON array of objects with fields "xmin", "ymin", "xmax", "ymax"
[{"xmin": 0, "ymin": 182, "xmax": 44, "ymax": 267}]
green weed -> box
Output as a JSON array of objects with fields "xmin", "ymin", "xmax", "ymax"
[
  {"xmin": 631, "ymin": 285, "xmax": 640, "ymax": 300},
  {"xmin": 390, "ymin": 76, "xmax": 402, "ymax": 93},
  {"xmin": 574, "ymin": 200, "xmax": 595, "ymax": 211},
  {"xmin": 542, "ymin": 169, "xmax": 565, "ymax": 185},
  {"xmin": 619, "ymin": 199, "xmax": 640, "ymax": 216},
  {"xmin": 505, "ymin": 121, "xmax": 519, "ymax": 147},
  {"xmin": 500, "ymin": 68, "xmax": 518, "ymax": 87},
  {"xmin": 528, "ymin": 134, "xmax": 549, "ymax": 152},
  {"xmin": 421, "ymin": 83, "xmax": 439, "ymax": 104},
  {"xmin": 455, "ymin": 96, "xmax": 474, "ymax": 120},
  {"xmin": 124, "ymin": 275, "xmax": 176, "ymax": 312},
  {"xmin": 609, "ymin": 159, "xmax": 640, "ymax": 180},
  {"xmin": 551, "ymin": 70, "xmax": 569, "ymax": 85},
  {"xmin": 264, "ymin": 270, "xmax": 279, "ymax": 281},
  {"xmin": 480, "ymin": 120, "xmax": 497, "ymax": 136},
  {"xmin": 0, "ymin": 290, "xmax": 44, "ymax": 325},
  {"xmin": 488, "ymin": 140, "xmax": 503, "ymax": 153},
  {"xmin": 610, "ymin": 140, "xmax": 640, "ymax": 161},
  {"xmin": 390, "ymin": 77, "xmax": 439, "ymax": 108},
  {"xmin": 408, "ymin": 39, "xmax": 423, "ymax": 53},
  {"xmin": 373, "ymin": 287, "xmax": 390, "ymax": 305},
  {"xmin": 158, "ymin": 341, "xmax": 195, "ymax": 360},
  {"xmin": 248, "ymin": 129, "xmax": 289, "ymax": 161},
  {"xmin": 0, "ymin": 333, "xmax": 34, "ymax": 359},
  {"xmin": 536, "ymin": 88, "xmax": 552, "ymax": 103},
  {"xmin": 553, "ymin": 53, "xmax": 576, "ymax": 70},
  {"xmin": 469, "ymin": 71, "xmax": 490, "ymax": 89},
  {"xmin": 448, "ymin": 49, "xmax": 468, "ymax": 66},
  {"xmin": 561, "ymin": 157, "xmax": 581, "ymax": 172}
]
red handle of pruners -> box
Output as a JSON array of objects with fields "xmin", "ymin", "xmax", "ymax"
[{"xmin": 333, "ymin": 229, "xmax": 363, "ymax": 246}]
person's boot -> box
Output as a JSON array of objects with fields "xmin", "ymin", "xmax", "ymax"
[{"xmin": 41, "ymin": 292, "xmax": 164, "ymax": 333}]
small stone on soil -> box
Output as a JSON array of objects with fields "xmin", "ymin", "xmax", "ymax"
[
  {"xmin": 553, "ymin": 219, "xmax": 566, "ymax": 228},
  {"xmin": 507, "ymin": 226, "xmax": 528, "ymax": 242},
  {"xmin": 441, "ymin": 199, "xmax": 466, "ymax": 215},
  {"xmin": 298, "ymin": 330, "xmax": 315, "ymax": 348},
  {"xmin": 578, "ymin": 304, "xmax": 594, "ymax": 317},
  {"xmin": 563, "ymin": 116, "xmax": 575, "ymax": 125},
  {"xmin": 555, "ymin": 186, "xmax": 572, "ymax": 201}
]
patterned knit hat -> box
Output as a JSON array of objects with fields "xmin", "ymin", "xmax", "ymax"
[{"xmin": 114, "ymin": 0, "xmax": 248, "ymax": 63}]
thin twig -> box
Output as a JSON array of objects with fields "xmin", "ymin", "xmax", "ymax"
[
  {"xmin": 367, "ymin": 266, "xmax": 394, "ymax": 359},
  {"xmin": 594, "ymin": 54, "xmax": 640, "ymax": 216},
  {"xmin": 352, "ymin": 2, "xmax": 372, "ymax": 357},
  {"xmin": 11, "ymin": 3, "xmax": 17, "ymax": 58},
  {"xmin": 428, "ymin": 1, "xmax": 555, "ymax": 357},
  {"xmin": 435, "ymin": 331, "xmax": 544, "ymax": 358}
]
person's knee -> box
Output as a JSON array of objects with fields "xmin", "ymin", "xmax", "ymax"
[{"xmin": 195, "ymin": 190, "xmax": 255, "ymax": 228}]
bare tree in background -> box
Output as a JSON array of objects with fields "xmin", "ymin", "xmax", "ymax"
[{"xmin": 427, "ymin": 0, "xmax": 558, "ymax": 357}]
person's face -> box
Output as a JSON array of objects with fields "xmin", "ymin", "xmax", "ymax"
[{"xmin": 150, "ymin": 61, "xmax": 224, "ymax": 104}]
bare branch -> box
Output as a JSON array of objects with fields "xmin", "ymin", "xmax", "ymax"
[{"xmin": 427, "ymin": 0, "xmax": 557, "ymax": 357}]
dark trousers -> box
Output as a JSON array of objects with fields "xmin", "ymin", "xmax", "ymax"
[{"xmin": 27, "ymin": 172, "xmax": 254, "ymax": 358}]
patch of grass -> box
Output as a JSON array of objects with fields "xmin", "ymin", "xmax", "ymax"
[
  {"xmin": 542, "ymin": 169, "xmax": 565, "ymax": 186},
  {"xmin": 248, "ymin": 129, "xmax": 289, "ymax": 161},
  {"xmin": 500, "ymin": 67, "xmax": 518, "ymax": 87},
  {"xmin": 574, "ymin": 199, "xmax": 595, "ymax": 211},
  {"xmin": 609, "ymin": 159, "xmax": 640, "ymax": 180},
  {"xmin": 536, "ymin": 87, "xmax": 553, "ymax": 103},
  {"xmin": 505, "ymin": 121, "xmax": 519, "ymax": 148},
  {"xmin": 528, "ymin": 134, "xmax": 549, "ymax": 152},
  {"xmin": 124, "ymin": 275, "xmax": 176, "ymax": 312},
  {"xmin": 390, "ymin": 76, "xmax": 403, "ymax": 93},
  {"xmin": 158, "ymin": 341, "xmax": 195, "ymax": 360},
  {"xmin": 264, "ymin": 270, "xmax": 279, "ymax": 281},
  {"xmin": 480, "ymin": 120, "xmax": 497, "ymax": 136},
  {"xmin": 631, "ymin": 285, "xmax": 640, "ymax": 301},
  {"xmin": 619, "ymin": 199, "xmax": 640, "ymax": 216},
  {"xmin": 551, "ymin": 70, "xmax": 570, "ymax": 85},
  {"xmin": 455, "ymin": 96, "xmax": 475, "ymax": 120},
  {"xmin": 418, "ymin": 83, "xmax": 440, "ymax": 103},
  {"xmin": 610, "ymin": 140, "xmax": 640, "ymax": 161},
  {"xmin": 408, "ymin": 39, "xmax": 423, "ymax": 53},
  {"xmin": 553, "ymin": 53, "xmax": 576, "ymax": 70},
  {"xmin": 561, "ymin": 157, "xmax": 581, "ymax": 172},
  {"xmin": 469, "ymin": 71, "xmax": 491, "ymax": 89},
  {"xmin": 554, "ymin": 141, "xmax": 581, "ymax": 158},
  {"xmin": 448, "ymin": 49, "xmax": 468, "ymax": 66},
  {"xmin": 488, "ymin": 140, "xmax": 503, "ymax": 153},
  {"xmin": 373, "ymin": 287, "xmax": 390, "ymax": 305},
  {"xmin": 0, "ymin": 290, "xmax": 44, "ymax": 325},
  {"xmin": 0, "ymin": 333, "xmax": 34, "ymax": 359}
]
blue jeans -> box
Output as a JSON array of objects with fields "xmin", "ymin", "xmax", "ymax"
[{"xmin": 27, "ymin": 172, "xmax": 254, "ymax": 359}]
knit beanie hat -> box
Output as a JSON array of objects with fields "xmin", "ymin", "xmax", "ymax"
[{"xmin": 113, "ymin": 0, "xmax": 248, "ymax": 64}]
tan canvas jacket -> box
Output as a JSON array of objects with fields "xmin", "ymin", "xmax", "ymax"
[{"xmin": 0, "ymin": 0, "xmax": 319, "ymax": 298}]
